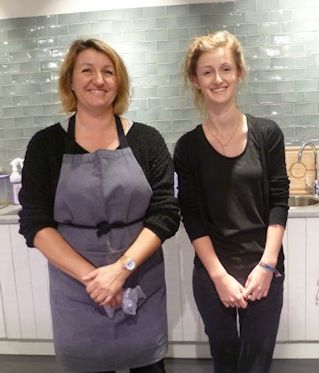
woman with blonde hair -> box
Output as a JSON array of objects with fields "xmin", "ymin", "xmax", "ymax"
[{"xmin": 174, "ymin": 31, "xmax": 289, "ymax": 373}]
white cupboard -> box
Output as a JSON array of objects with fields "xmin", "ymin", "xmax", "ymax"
[
  {"xmin": 284, "ymin": 218, "xmax": 319, "ymax": 342},
  {"xmin": 305, "ymin": 218, "xmax": 319, "ymax": 341},
  {"xmin": 0, "ymin": 218, "xmax": 319, "ymax": 357},
  {"xmin": 0, "ymin": 225, "xmax": 52, "ymax": 341},
  {"xmin": 286, "ymin": 218, "xmax": 306, "ymax": 340},
  {"xmin": 0, "ymin": 225, "xmax": 21, "ymax": 339}
]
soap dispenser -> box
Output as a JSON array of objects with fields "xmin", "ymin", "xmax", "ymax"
[{"xmin": 10, "ymin": 157, "xmax": 24, "ymax": 205}]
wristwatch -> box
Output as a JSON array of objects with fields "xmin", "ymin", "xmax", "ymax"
[{"xmin": 120, "ymin": 255, "xmax": 136, "ymax": 271}]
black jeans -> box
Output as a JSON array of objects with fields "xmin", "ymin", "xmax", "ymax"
[
  {"xmin": 193, "ymin": 266, "xmax": 283, "ymax": 373},
  {"xmin": 98, "ymin": 358, "xmax": 166, "ymax": 373}
]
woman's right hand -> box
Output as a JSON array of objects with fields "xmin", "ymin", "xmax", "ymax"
[
  {"xmin": 107, "ymin": 291, "xmax": 124, "ymax": 308},
  {"xmin": 213, "ymin": 273, "xmax": 248, "ymax": 309},
  {"xmin": 83, "ymin": 261, "xmax": 128, "ymax": 306}
]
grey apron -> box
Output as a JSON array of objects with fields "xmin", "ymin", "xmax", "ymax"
[{"xmin": 50, "ymin": 115, "xmax": 167, "ymax": 372}]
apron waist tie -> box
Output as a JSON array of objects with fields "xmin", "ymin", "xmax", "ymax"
[{"xmin": 57, "ymin": 217, "xmax": 144, "ymax": 237}]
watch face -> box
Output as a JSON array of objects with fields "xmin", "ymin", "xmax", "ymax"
[{"xmin": 124, "ymin": 257, "xmax": 136, "ymax": 271}]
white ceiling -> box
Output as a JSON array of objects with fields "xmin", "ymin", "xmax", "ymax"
[{"xmin": 0, "ymin": 0, "xmax": 234, "ymax": 20}]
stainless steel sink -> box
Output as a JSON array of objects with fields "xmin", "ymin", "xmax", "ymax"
[{"xmin": 289, "ymin": 195, "xmax": 319, "ymax": 207}]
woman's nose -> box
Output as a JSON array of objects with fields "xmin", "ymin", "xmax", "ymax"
[
  {"xmin": 214, "ymin": 71, "xmax": 223, "ymax": 83},
  {"xmin": 93, "ymin": 71, "xmax": 104, "ymax": 84}
]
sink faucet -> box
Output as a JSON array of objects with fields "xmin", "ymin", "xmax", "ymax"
[{"xmin": 297, "ymin": 142, "xmax": 319, "ymax": 197}]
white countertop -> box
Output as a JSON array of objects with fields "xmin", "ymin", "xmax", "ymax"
[
  {"xmin": 288, "ymin": 205, "xmax": 319, "ymax": 218},
  {"xmin": 0, "ymin": 204, "xmax": 21, "ymax": 224}
]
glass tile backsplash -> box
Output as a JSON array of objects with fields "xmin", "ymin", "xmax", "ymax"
[{"xmin": 1, "ymin": 0, "xmax": 319, "ymax": 169}]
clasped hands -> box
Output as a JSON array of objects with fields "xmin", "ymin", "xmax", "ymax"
[
  {"xmin": 214, "ymin": 265, "xmax": 274, "ymax": 309},
  {"xmin": 82, "ymin": 261, "xmax": 129, "ymax": 308}
]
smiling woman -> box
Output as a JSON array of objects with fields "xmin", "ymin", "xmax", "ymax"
[
  {"xmin": 59, "ymin": 39, "xmax": 130, "ymax": 116},
  {"xmin": 18, "ymin": 38, "xmax": 179, "ymax": 373},
  {"xmin": 174, "ymin": 31, "xmax": 289, "ymax": 373},
  {"xmin": 71, "ymin": 49, "xmax": 118, "ymax": 114}
]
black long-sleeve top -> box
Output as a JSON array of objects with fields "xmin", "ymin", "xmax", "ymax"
[
  {"xmin": 174, "ymin": 114, "xmax": 289, "ymax": 278},
  {"xmin": 19, "ymin": 119, "xmax": 180, "ymax": 247}
]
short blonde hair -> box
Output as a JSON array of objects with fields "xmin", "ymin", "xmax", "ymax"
[
  {"xmin": 183, "ymin": 31, "xmax": 247, "ymax": 115},
  {"xmin": 59, "ymin": 38, "xmax": 130, "ymax": 115}
]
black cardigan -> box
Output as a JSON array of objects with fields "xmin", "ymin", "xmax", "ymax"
[
  {"xmin": 174, "ymin": 114, "xmax": 290, "ymax": 242},
  {"xmin": 19, "ymin": 120, "xmax": 180, "ymax": 247}
]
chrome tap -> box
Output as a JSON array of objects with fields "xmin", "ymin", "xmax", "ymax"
[{"xmin": 298, "ymin": 142, "xmax": 319, "ymax": 197}]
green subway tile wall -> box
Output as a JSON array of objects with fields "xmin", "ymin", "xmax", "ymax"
[{"xmin": 1, "ymin": 0, "xmax": 319, "ymax": 169}]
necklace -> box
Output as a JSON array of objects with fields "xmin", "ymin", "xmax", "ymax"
[{"xmin": 204, "ymin": 115, "xmax": 243, "ymax": 151}]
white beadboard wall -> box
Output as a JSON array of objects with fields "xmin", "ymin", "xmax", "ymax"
[{"xmin": 1, "ymin": 222, "xmax": 319, "ymax": 358}]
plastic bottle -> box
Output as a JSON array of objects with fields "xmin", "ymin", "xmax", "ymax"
[
  {"xmin": 10, "ymin": 158, "xmax": 24, "ymax": 205},
  {"xmin": 0, "ymin": 167, "xmax": 12, "ymax": 205}
]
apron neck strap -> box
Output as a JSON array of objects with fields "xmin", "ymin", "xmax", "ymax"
[
  {"xmin": 66, "ymin": 114, "xmax": 129, "ymax": 151},
  {"xmin": 67, "ymin": 114, "xmax": 76, "ymax": 139},
  {"xmin": 115, "ymin": 115, "xmax": 129, "ymax": 149}
]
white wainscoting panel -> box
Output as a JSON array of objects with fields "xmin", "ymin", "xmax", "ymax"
[{"xmin": 0, "ymin": 225, "xmax": 21, "ymax": 338}]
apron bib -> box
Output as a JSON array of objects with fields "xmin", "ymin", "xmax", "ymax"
[{"xmin": 50, "ymin": 115, "xmax": 167, "ymax": 372}]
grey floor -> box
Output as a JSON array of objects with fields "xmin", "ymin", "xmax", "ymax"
[{"xmin": 0, "ymin": 355, "xmax": 318, "ymax": 373}]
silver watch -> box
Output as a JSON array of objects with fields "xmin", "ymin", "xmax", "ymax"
[{"xmin": 121, "ymin": 255, "xmax": 136, "ymax": 271}]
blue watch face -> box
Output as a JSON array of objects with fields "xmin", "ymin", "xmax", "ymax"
[{"xmin": 125, "ymin": 258, "xmax": 136, "ymax": 271}]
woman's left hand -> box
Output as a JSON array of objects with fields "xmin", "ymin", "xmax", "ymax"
[
  {"xmin": 82, "ymin": 262, "xmax": 128, "ymax": 305},
  {"xmin": 242, "ymin": 265, "xmax": 273, "ymax": 301}
]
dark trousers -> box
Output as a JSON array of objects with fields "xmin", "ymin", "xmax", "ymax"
[
  {"xmin": 99, "ymin": 358, "xmax": 166, "ymax": 373},
  {"xmin": 193, "ymin": 266, "xmax": 283, "ymax": 373}
]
